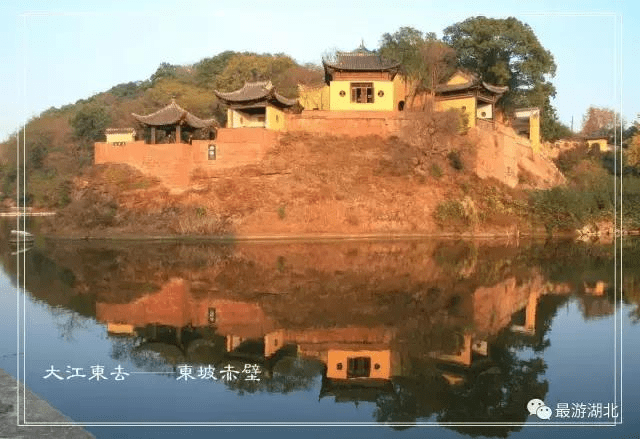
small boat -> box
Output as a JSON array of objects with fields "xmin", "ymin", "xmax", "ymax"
[{"xmin": 9, "ymin": 230, "xmax": 35, "ymax": 244}]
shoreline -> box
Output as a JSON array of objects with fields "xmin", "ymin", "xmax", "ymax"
[
  {"xmin": 42, "ymin": 230, "xmax": 571, "ymax": 243},
  {"xmin": 0, "ymin": 368, "xmax": 95, "ymax": 438}
]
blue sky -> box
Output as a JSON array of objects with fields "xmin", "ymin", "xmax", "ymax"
[{"xmin": 1, "ymin": 0, "xmax": 637, "ymax": 141}]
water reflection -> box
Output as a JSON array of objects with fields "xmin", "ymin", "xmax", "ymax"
[{"xmin": 2, "ymin": 227, "xmax": 636, "ymax": 435}]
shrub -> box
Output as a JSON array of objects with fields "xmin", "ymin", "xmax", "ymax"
[
  {"xmin": 277, "ymin": 205, "xmax": 286, "ymax": 219},
  {"xmin": 434, "ymin": 200, "xmax": 466, "ymax": 223},
  {"xmin": 195, "ymin": 206, "xmax": 207, "ymax": 217},
  {"xmin": 447, "ymin": 150, "xmax": 463, "ymax": 170},
  {"xmin": 430, "ymin": 163, "xmax": 443, "ymax": 178}
]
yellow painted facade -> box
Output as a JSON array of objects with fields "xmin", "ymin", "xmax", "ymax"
[
  {"xmin": 326, "ymin": 349, "xmax": 391, "ymax": 380},
  {"xmin": 227, "ymin": 108, "xmax": 266, "ymax": 128},
  {"xmin": 530, "ymin": 110, "xmax": 541, "ymax": 153},
  {"xmin": 436, "ymin": 96, "xmax": 477, "ymax": 129},
  {"xmin": 514, "ymin": 108, "xmax": 542, "ymax": 153},
  {"xmin": 586, "ymin": 138, "xmax": 609, "ymax": 152},
  {"xmin": 266, "ymin": 106, "xmax": 286, "ymax": 131},
  {"xmin": 477, "ymin": 103, "xmax": 493, "ymax": 120},
  {"xmin": 107, "ymin": 322, "xmax": 135, "ymax": 334},
  {"xmin": 298, "ymin": 85, "xmax": 330, "ymax": 111},
  {"xmin": 329, "ymin": 80, "xmax": 396, "ymax": 111},
  {"xmin": 227, "ymin": 105, "xmax": 286, "ymax": 130},
  {"xmin": 392, "ymin": 75, "xmax": 408, "ymax": 111},
  {"xmin": 106, "ymin": 131, "xmax": 136, "ymax": 144}
]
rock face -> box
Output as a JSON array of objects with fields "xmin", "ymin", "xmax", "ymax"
[{"xmin": 470, "ymin": 124, "xmax": 565, "ymax": 189}]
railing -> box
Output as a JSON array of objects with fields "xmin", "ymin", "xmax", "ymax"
[{"xmin": 476, "ymin": 118, "xmax": 495, "ymax": 131}]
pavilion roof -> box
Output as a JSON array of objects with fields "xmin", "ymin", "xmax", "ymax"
[
  {"xmin": 435, "ymin": 70, "xmax": 509, "ymax": 95},
  {"xmin": 214, "ymin": 81, "xmax": 297, "ymax": 107},
  {"xmin": 322, "ymin": 44, "xmax": 400, "ymax": 73},
  {"xmin": 132, "ymin": 99, "xmax": 218, "ymax": 129}
]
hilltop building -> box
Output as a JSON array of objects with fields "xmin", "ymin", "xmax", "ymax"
[
  {"xmin": 433, "ymin": 70, "xmax": 508, "ymax": 129},
  {"xmin": 585, "ymin": 135, "xmax": 612, "ymax": 152},
  {"xmin": 105, "ymin": 128, "xmax": 136, "ymax": 145},
  {"xmin": 95, "ymin": 49, "xmax": 565, "ymax": 190},
  {"xmin": 132, "ymin": 99, "xmax": 217, "ymax": 143},
  {"xmin": 214, "ymin": 81, "xmax": 296, "ymax": 131},
  {"xmin": 513, "ymin": 108, "xmax": 541, "ymax": 152},
  {"xmin": 299, "ymin": 44, "xmax": 407, "ymax": 112}
]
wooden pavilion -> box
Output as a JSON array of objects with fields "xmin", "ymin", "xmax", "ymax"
[
  {"xmin": 132, "ymin": 99, "xmax": 218, "ymax": 144},
  {"xmin": 214, "ymin": 81, "xmax": 296, "ymax": 130}
]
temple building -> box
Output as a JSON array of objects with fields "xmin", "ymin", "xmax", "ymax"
[
  {"xmin": 105, "ymin": 127, "xmax": 136, "ymax": 145},
  {"xmin": 214, "ymin": 81, "xmax": 296, "ymax": 131},
  {"xmin": 434, "ymin": 70, "xmax": 508, "ymax": 128},
  {"xmin": 585, "ymin": 135, "xmax": 612, "ymax": 152},
  {"xmin": 300, "ymin": 44, "xmax": 407, "ymax": 112},
  {"xmin": 513, "ymin": 107, "xmax": 542, "ymax": 152},
  {"xmin": 132, "ymin": 99, "xmax": 218, "ymax": 144}
]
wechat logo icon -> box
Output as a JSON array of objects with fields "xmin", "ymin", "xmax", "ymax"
[{"xmin": 527, "ymin": 399, "xmax": 552, "ymax": 420}]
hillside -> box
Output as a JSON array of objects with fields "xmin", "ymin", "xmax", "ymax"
[
  {"xmin": 0, "ymin": 51, "xmax": 323, "ymax": 208},
  {"xmin": 2, "ymin": 41, "xmax": 637, "ymax": 238},
  {"xmin": 40, "ymin": 127, "xmax": 552, "ymax": 238}
]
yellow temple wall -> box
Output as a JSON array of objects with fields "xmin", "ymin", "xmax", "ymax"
[
  {"xmin": 436, "ymin": 96, "xmax": 476, "ymax": 128},
  {"xmin": 298, "ymin": 85, "xmax": 330, "ymax": 111},
  {"xmin": 326, "ymin": 349, "xmax": 391, "ymax": 380},
  {"xmin": 476, "ymin": 103, "xmax": 493, "ymax": 120},
  {"xmin": 228, "ymin": 109, "xmax": 265, "ymax": 128},
  {"xmin": 586, "ymin": 138, "xmax": 609, "ymax": 152},
  {"xmin": 329, "ymin": 80, "xmax": 395, "ymax": 111},
  {"xmin": 266, "ymin": 105, "xmax": 286, "ymax": 131},
  {"xmin": 530, "ymin": 110, "xmax": 541, "ymax": 153},
  {"xmin": 393, "ymin": 75, "xmax": 408, "ymax": 111},
  {"xmin": 106, "ymin": 132, "xmax": 136, "ymax": 144}
]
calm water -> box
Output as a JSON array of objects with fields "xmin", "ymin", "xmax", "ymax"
[{"xmin": 1, "ymin": 222, "xmax": 638, "ymax": 439}]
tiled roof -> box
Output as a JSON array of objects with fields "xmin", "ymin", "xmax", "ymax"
[
  {"xmin": 105, "ymin": 127, "xmax": 135, "ymax": 134},
  {"xmin": 323, "ymin": 45, "xmax": 400, "ymax": 72},
  {"xmin": 132, "ymin": 100, "xmax": 218, "ymax": 128},
  {"xmin": 435, "ymin": 71, "xmax": 508, "ymax": 95},
  {"xmin": 214, "ymin": 81, "xmax": 296, "ymax": 107},
  {"xmin": 214, "ymin": 81, "xmax": 274, "ymax": 102},
  {"xmin": 482, "ymin": 82, "xmax": 509, "ymax": 94}
]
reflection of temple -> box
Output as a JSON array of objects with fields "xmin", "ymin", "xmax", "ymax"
[
  {"xmin": 14, "ymin": 237, "xmax": 626, "ymax": 435},
  {"xmin": 96, "ymin": 270, "xmax": 560, "ymax": 394}
]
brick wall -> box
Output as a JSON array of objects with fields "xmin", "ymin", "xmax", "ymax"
[
  {"xmin": 286, "ymin": 110, "xmax": 410, "ymax": 138},
  {"xmin": 95, "ymin": 128, "xmax": 277, "ymax": 188}
]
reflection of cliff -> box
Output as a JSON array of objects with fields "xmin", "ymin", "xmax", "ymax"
[
  {"xmin": 7, "ymin": 236, "xmax": 629, "ymax": 432},
  {"xmin": 97, "ymin": 278, "xmax": 276, "ymax": 337},
  {"xmin": 12, "ymin": 238, "xmax": 620, "ymax": 328}
]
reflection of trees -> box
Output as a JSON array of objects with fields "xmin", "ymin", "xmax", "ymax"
[
  {"xmin": 49, "ymin": 307, "xmax": 92, "ymax": 341},
  {"xmin": 365, "ymin": 293, "xmax": 569, "ymax": 437},
  {"xmin": 224, "ymin": 357, "xmax": 323, "ymax": 395},
  {"xmin": 621, "ymin": 240, "xmax": 640, "ymax": 322},
  {"xmin": 106, "ymin": 325, "xmax": 323, "ymax": 395},
  {"xmin": 3, "ymin": 227, "xmax": 637, "ymax": 434}
]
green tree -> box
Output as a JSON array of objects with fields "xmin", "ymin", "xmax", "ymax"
[
  {"xmin": 150, "ymin": 62, "xmax": 179, "ymax": 84},
  {"xmin": 443, "ymin": 17, "xmax": 557, "ymax": 114},
  {"xmin": 627, "ymin": 133, "xmax": 640, "ymax": 169},
  {"xmin": 193, "ymin": 51, "xmax": 237, "ymax": 88},
  {"xmin": 379, "ymin": 27, "xmax": 456, "ymax": 94},
  {"xmin": 214, "ymin": 53, "xmax": 298, "ymax": 96},
  {"xmin": 70, "ymin": 105, "xmax": 111, "ymax": 142},
  {"xmin": 541, "ymin": 98, "xmax": 573, "ymax": 141}
]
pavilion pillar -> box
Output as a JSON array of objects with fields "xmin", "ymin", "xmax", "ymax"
[
  {"xmin": 175, "ymin": 124, "xmax": 181, "ymax": 144},
  {"xmin": 150, "ymin": 127, "xmax": 156, "ymax": 144}
]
